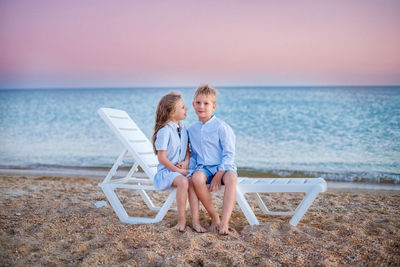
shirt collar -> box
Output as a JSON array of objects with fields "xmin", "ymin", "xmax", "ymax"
[
  {"xmin": 167, "ymin": 121, "xmax": 181, "ymax": 129},
  {"xmin": 200, "ymin": 115, "xmax": 216, "ymax": 125}
]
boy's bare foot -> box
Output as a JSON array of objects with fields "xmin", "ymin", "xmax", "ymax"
[
  {"xmin": 219, "ymin": 223, "xmax": 230, "ymax": 235},
  {"xmin": 192, "ymin": 223, "xmax": 207, "ymax": 233},
  {"xmin": 209, "ymin": 217, "xmax": 221, "ymax": 233},
  {"xmin": 175, "ymin": 221, "xmax": 186, "ymax": 232}
]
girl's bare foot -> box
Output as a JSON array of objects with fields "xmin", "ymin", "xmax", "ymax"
[
  {"xmin": 175, "ymin": 221, "xmax": 186, "ymax": 232},
  {"xmin": 219, "ymin": 223, "xmax": 229, "ymax": 235},
  {"xmin": 192, "ymin": 223, "xmax": 207, "ymax": 233}
]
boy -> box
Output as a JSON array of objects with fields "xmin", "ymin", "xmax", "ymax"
[{"xmin": 188, "ymin": 84, "xmax": 237, "ymax": 235}]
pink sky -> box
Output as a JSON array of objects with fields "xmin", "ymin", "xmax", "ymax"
[{"xmin": 0, "ymin": 0, "xmax": 399, "ymax": 88}]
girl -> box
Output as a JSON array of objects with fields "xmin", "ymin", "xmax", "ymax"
[{"xmin": 152, "ymin": 92, "xmax": 191, "ymax": 231}]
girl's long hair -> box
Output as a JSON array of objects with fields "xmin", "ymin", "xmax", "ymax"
[{"xmin": 152, "ymin": 91, "xmax": 182, "ymax": 154}]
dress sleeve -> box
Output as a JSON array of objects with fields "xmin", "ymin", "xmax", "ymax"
[{"xmin": 155, "ymin": 127, "xmax": 169, "ymax": 151}]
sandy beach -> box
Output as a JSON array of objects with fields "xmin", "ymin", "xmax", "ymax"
[{"xmin": 1, "ymin": 174, "xmax": 399, "ymax": 266}]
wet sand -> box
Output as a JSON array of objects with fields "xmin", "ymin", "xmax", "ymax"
[{"xmin": 1, "ymin": 174, "xmax": 399, "ymax": 266}]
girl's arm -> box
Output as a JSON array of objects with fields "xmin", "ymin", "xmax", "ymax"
[{"xmin": 158, "ymin": 150, "xmax": 189, "ymax": 176}]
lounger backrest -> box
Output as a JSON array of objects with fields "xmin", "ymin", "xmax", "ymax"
[{"xmin": 98, "ymin": 108, "xmax": 158, "ymax": 180}]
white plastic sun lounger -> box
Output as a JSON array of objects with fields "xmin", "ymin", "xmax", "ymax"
[
  {"xmin": 97, "ymin": 108, "xmax": 176, "ymax": 224},
  {"xmin": 97, "ymin": 107, "xmax": 327, "ymax": 226}
]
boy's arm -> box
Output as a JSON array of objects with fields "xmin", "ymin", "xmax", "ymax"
[
  {"xmin": 185, "ymin": 144, "xmax": 190, "ymax": 161},
  {"xmin": 177, "ymin": 144, "xmax": 191, "ymax": 169},
  {"xmin": 217, "ymin": 124, "xmax": 236, "ymax": 172},
  {"xmin": 188, "ymin": 143, "xmax": 197, "ymax": 169},
  {"xmin": 184, "ymin": 144, "xmax": 190, "ymax": 163},
  {"xmin": 210, "ymin": 125, "xmax": 235, "ymax": 192}
]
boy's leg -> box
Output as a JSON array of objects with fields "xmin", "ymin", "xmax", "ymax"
[
  {"xmin": 171, "ymin": 175, "xmax": 189, "ymax": 231},
  {"xmin": 191, "ymin": 171, "xmax": 220, "ymax": 232},
  {"xmin": 219, "ymin": 171, "xmax": 237, "ymax": 235},
  {"xmin": 188, "ymin": 178, "xmax": 207, "ymax": 233}
]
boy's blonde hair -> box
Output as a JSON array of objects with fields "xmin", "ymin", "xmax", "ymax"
[
  {"xmin": 194, "ymin": 84, "xmax": 218, "ymax": 103},
  {"xmin": 152, "ymin": 91, "xmax": 182, "ymax": 154}
]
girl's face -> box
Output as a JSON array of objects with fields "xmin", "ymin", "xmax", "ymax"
[{"xmin": 171, "ymin": 98, "xmax": 187, "ymax": 122}]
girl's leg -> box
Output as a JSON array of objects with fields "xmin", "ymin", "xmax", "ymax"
[
  {"xmin": 191, "ymin": 171, "xmax": 220, "ymax": 232},
  {"xmin": 171, "ymin": 175, "xmax": 189, "ymax": 231},
  {"xmin": 188, "ymin": 178, "xmax": 207, "ymax": 233}
]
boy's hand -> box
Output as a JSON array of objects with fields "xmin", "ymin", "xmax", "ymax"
[
  {"xmin": 209, "ymin": 171, "xmax": 224, "ymax": 192},
  {"xmin": 176, "ymin": 162, "xmax": 183, "ymax": 169},
  {"xmin": 180, "ymin": 159, "xmax": 189, "ymax": 170},
  {"xmin": 177, "ymin": 168, "xmax": 189, "ymax": 176},
  {"xmin": 176, "ymin": 160, "xmax": 189, "ymax": 170}
]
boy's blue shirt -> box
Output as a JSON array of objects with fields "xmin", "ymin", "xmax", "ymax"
[{"xmin": 188, "ymin": 115, "xmax": 236, "ymax": 172}]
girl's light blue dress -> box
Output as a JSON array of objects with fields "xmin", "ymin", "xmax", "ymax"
[{"xmin": 154, "ymin": 121, "xmax": 188, "ymax": 190}]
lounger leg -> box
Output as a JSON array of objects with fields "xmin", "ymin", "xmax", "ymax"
[
  {"xmin": 104, "ymin": 149, "xmax": 128, "ymax": 183},
  {"xmin": 236, "ymin": 189, "xmax": 259, "ymax": 225},
  {"xmin": 101, "ymin": 184, "xmax": 129, "ymax": 222},
  {"xmin": 126, "ymin": 162, "xmax": 139, "ymax": 178},
  {"xmin": 139, "ymin": 189, "xmax": 160, "ymax": 211},
  {"xmin": 289, "ymin": 186, "xmax": 322, "ymax": 226},
  {"xmin": 255, "ymin": 193, "xmax": 270, "ymax": 214},
  {"xmin": 101, "ymin": 184, "xmax": 177, "ymax": 224},
  {"xmin": 154, "ymin": 189, "xmax": 177, "ymax": 222}
]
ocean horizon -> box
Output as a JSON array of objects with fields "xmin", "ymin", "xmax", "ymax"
[{"xmin": 1, "ymin": 86, "xmax": 399, "ymax": 184}]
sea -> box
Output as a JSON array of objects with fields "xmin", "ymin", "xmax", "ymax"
[{"xmin": 0, "ymin": 86, "xmax": 399, "ymax": 184}]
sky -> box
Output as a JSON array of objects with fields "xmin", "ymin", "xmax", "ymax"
[{"xmin": 0, "ymin": 0, "xmax": 399, "ymax": 88}]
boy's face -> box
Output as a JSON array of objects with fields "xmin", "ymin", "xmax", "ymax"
[{"xmin": 192, "ymin": 94, "xmax": 216, "ymax": 122}]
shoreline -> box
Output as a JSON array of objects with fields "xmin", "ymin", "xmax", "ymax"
[
  {"xmin": 1, "ymin": 166, "xmax": 400, "ymax": 192},
  {"xmin": 1, "ymin": 164, "xmax": 399, "ymax": 183}
]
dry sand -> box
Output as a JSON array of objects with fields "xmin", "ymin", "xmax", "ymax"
[{"xmin": 0, "ymin": 174, "xmax": 399, "ymax": 266}]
